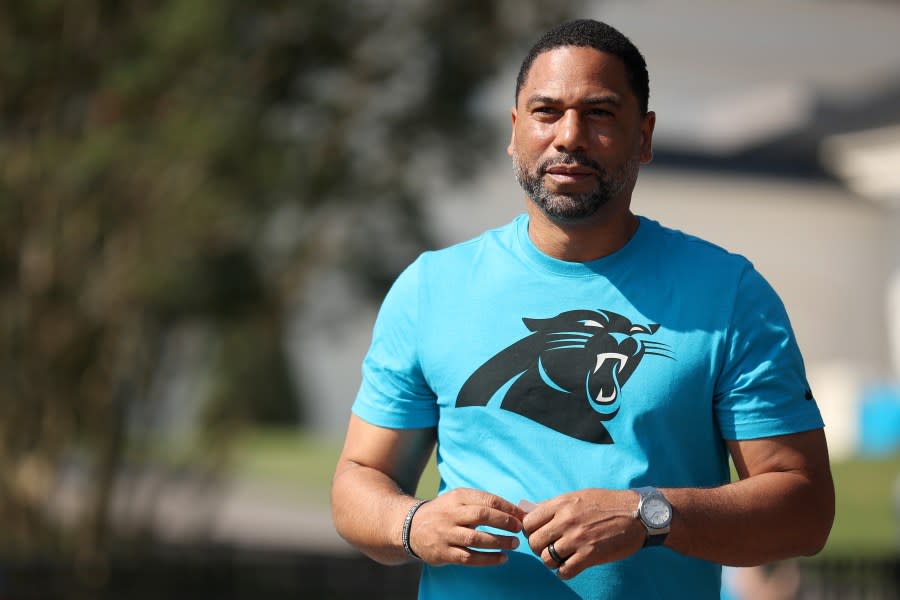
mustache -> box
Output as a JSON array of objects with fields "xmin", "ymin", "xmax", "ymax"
[{"xmin": 538, "ymin": 152, "xmax": 602, "ymax": 175}]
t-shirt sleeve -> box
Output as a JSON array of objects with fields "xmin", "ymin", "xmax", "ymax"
[
  {"xmin": 351, "ymin": 255, "xmax": 439, "ymax": 429},
  {"xmin": 714, "ymin": 264, "xmax": 824, "ymax": 440}
]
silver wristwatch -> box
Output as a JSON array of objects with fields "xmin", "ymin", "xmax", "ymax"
[{"xmin": 634, "ymin": 486, "xmax": 672, "ymax": 547}]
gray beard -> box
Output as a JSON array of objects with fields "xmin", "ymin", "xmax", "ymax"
[{"xmin": 512, "ymin": 152, "xmax": 637, "ymax": 222}]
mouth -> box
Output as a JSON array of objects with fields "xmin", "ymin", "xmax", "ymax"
[
  {"xmin": 544, "ymin": 165, "xmax": 596, "ymax": 185},
  {"xmin": 587, "ymin": 352, "xmax": 628, "ymax": 410}
]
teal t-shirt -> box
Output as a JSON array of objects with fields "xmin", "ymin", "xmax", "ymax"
[{"xmin": 352, "ymin": 214, "xmax": 824, "ymax": 600}]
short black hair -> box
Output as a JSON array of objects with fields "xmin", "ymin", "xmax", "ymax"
[{"xmin": 515, "ymin": 19, "xmax": 650, "ymax": 114}]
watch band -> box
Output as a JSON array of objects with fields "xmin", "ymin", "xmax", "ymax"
[{"xmin": 643, "ymin": 529, "xmax": 668, "ymax": 547}]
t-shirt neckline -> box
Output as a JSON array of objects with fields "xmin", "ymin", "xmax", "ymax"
[{"xmin": 514, "ymin": 213, "xmax": 650, "ymax": 277}]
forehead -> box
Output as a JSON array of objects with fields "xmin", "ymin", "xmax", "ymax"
[{"xmin": 518, "ymin": 46, "xmax": 634, "ymax": 107}]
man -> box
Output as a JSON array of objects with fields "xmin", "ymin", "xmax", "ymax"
[{"xmin": 331, "ymin": 19, "xmax": 834, "ymax": 599}]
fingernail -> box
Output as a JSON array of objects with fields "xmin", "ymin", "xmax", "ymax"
[{"xmin": 511, "ymin": 537, "xmax": 520, "ymax": 549}]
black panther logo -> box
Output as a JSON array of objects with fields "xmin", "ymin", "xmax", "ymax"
[{"xmin": 455, "ymin": 309, "xmax": 673, "ymax": 443}]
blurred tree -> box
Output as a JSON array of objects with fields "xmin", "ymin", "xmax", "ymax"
[{"xmin": 0, "ymin": 0, "xmax": 575, "ymax": 560}]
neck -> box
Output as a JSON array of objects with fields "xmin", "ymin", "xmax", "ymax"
[{"xmin": 525, "ymin": 202, "xmax": 640, "ymax": 262}]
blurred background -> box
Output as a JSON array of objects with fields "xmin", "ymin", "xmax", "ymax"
[{"xmin": 1, "ymin": 0, "xmax": 898, "ymax": 598}]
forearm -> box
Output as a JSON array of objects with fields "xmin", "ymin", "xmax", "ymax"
[
  {"xmin": 664, "ymin": 469, "xmax": 834, "ymax": 566},
  {"xmin": 331, "ymin": 460, "xmax": 420, "ymax": 565}
]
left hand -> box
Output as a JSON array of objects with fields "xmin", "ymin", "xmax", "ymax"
[{"xmin": 522, "ymin": 489, "xmax": 646, "ymax": 580}]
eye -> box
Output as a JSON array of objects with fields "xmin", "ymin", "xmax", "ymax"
[
  {"xmin": 582, "ymin": 320, "xmax": 605, "ymax": 328},
  {"xmin": 629, "ymin": 325, "xmax": 648, "ymax": 334},
  {"xmin": 587, "ymin": 108, "xmax": 613, "ymax": 117},
  {"xmin": 532, "ymin": 106, "xmax": 559, "ymax": 118}
]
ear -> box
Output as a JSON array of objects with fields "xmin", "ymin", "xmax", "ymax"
[
  {"xmin": 507, "ymin": 107, "xmax": 518, "ymax": 157},
  {"xmin": 522, "ymin": 316, "xmax": 548, "ymax": 332},
  {"xmin": 639, "ymin": 111, "xmax": 656, "ymax": 164}
]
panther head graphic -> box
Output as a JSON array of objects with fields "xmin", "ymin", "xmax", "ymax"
[{"xmin": 455, "ymin": 309, "xmax": 673, "ymax": 443}]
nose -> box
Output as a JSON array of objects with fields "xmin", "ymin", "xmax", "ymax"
[{"xmin": 554, "ymin": 109, "xmax": 588, "ymax": 152}]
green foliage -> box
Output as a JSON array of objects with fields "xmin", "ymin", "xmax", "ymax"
[
  {"xmin": 229, "ymin": 428, "xmax": 342, "ymax": 504},
  {"xmin": 824, "ymin": 454, "xmax": 900, "ymax": 557},
  {"xmin": 0, "ymin": 0, "xmax": 577, "ymax": 558}
]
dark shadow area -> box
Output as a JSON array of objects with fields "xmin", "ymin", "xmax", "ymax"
[
  {"xmin": 798, "ymin": 557, "xmax": 900, "ymax": 600},
  {"xmin": 0, "ymin": 545, "xmax": 421, "ymax": 600},
  {"xmin": 1, "ymin": 546, "xmax": 897, "ymax": 600}
]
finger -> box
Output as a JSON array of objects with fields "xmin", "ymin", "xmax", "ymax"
[
  {"xmin": 521, "ymin": 499, "xmax": 559, "ymax": 535},
  {"xmin": 457, "ymin": 505, "xmax": 523, "ymax": 533},
  {"xmin": 449, "ymin": 527, "xmax": 521, "ymax": 551},
  {"xmin": 444, "ymin": 547, "xmax": 511, "ymax": 567},
  {"xmin": 454, "ymin": 489, "xmax": 527, "ymax": 521},
  {"xmin": 526, "ymin": 523, "xmax": 562, "ymax": 557},
  {"xmin": 555, "ymin": 548, "xmax": 590, "ymax": 580},
  {"xmin": 541, "ymin": 541, "xmax": 571, "ymax": 570}
]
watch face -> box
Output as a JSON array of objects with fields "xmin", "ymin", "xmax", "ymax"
[{"xmin": 643, "ymin": 497, "xmax": 671, "ymax": 528}]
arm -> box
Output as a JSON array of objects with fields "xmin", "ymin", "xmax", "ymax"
[
  {"xmin": 522, "ymin": 428, "xmax": 834, "ymax": 579},
  {"xmin": 332, "ymin": 415, "xmax": 525, "ymax": 566},
  {"xmin": 331, "ymin": 415, "xmax": 436, "ymax": 564},
  {"xmin": 666, "ymin": 428, "xmax": 834, "ymax": 564}
]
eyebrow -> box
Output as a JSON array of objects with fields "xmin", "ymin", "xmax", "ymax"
[
  {"xmin": 525, "ymin": 94, "xmax": 622, "ymax": 109},
  {"xmin": 584, "ymin": 95, "xmax": 621, "ymax": 107}
]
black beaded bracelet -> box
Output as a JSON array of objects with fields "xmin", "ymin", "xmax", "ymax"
[{"xmin": 401, "ymin": 499, "xmax": 428, "ymax": 560}]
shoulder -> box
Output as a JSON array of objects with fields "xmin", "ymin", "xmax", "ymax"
[
  {"xmin": 638, "ymin": 217, "xmax": 758, "ymax": 286},
  {"xmin": 641, "ymin": 218, "xmax": 752, "ymax": 269},
  {"xmin": 634, "ymin": 218, "xmax": 786, "ymax": 325}
]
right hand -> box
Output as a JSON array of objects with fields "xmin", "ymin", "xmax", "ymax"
[{"xmin": 407, "ymin": 488, "xmax": 526, "ymax": 566}]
